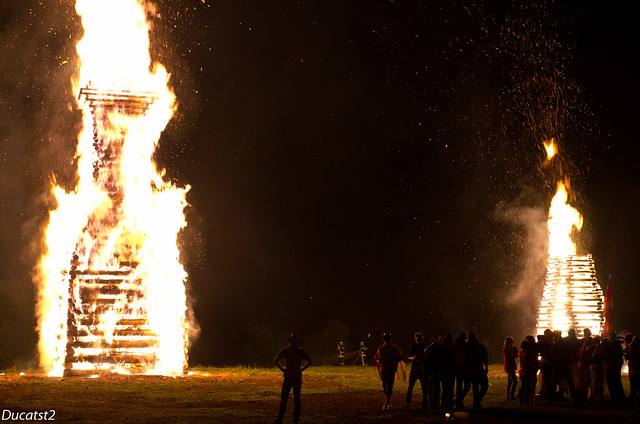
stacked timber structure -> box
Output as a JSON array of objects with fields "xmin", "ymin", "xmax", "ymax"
[
  {"xmin": 537, "ymin": 254, "xmax": 604, "ymax": 338},
  {"xmin": 63, "ymin": 86, "xmax": 159, "ymax": 376}
]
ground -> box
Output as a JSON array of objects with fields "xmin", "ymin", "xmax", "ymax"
[{"xmin": 0, "ymin": 365, "xmax": 637, "ymax": 423}]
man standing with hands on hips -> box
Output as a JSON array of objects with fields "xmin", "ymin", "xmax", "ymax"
[{"xmin": 273, "ymin": 333, "xmax": 313, "ymax": 424}]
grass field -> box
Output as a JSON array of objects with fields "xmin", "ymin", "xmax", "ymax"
[{"xmin": 0, "ymin": 364, "xmax": 638, "ymax": 423}]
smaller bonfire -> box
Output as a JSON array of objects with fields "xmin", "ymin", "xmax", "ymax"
[{"xmin": 535, "ymin": 141, "xmax": 604, "ymax": 337}]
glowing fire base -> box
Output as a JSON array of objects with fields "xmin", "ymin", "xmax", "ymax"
[
  {"xmin": 537, "ymin": 254, "xmax": 604, "ymax": 337},
  {"xmin": 65, "ymin": 263, "xmax": 158, "ymax": 375}
]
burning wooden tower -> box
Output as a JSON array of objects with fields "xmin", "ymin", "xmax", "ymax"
[
  {"xmin": 38, "ymin": 0, "xmax": 190, "ymax": 377},
  {"xmin": 60, "ymin": 87, "xmax": 168, "ymax": 376}
]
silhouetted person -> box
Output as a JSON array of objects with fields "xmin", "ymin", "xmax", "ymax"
[
  {"xmin": 623, "ymin": 333, "xmax": 633, "ymax": 364},
  {"xmin": 567, "ymin": 328, "xmax": 581, "ymax": 390},
  {"xmin": 577, "ymin": 330, "xmax": 594, "ymax": 401},
  {"xmin": 603, "ymin": 331, "xmax": 625, "ymax": 403},
  {"xmin": 549, "ymin": 331, "xmax": 577, "ymax": 406},
  {"xmin": 525, "ymin": 335, "xmax": 539, "ymax": 396},
  {"xmin": 627, "ymin": 336, "xmax": 640, "ymax": 405},
  {"xmin": 374, "ymin": 333, "xmax": 402, "ymax": 410},
  {"xmin": 453, "ymin": 332, "xmax": 470, "ymax": 409},
  {"xmin": 274, "ymin": 333, "xmax": 312, "ymax": 424},
  {"xmin": 624, "ymin": 333, "xmax": 634, "ymax": 354},
  {"xmin": 537, "ymin": 329, "xmax": 554, "ymax": 398},
  {"xmin": 503, "ymin": 337, "xmax": 518, "ymax": 401},
  {"xmin": 441, "ymin": 333, "xmax": 457, "ymax": 409},
  {"xmin": 467, "ymin": 332, "xmax": 488, "ymax": 410},
  {"xmin": 590, "ymin": 335, "xmax": 604, "ymax": 402},
  {"xmin": 405, "ymin": 332, "xmax": 428, "ymax": 409},
  {"xmin": 624, "ymin": 333, "xmax": 634, "ymax": 401},
  {"xmin": 424, "ymin": 336, "xmax": 445, "ymax": 409},
  {"xmin": 517, "ymin": 339, "xmax": 537, "ymax": 405}
]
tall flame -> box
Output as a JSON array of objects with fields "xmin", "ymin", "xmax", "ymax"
[
  {"xmin": 547, "ymin": 181, "xmax": 582, "ymax": 257},
  {"xmin": 37, "ymin": 0, "xmax": 190, "ymax": 376},
  {"xmin": 544, "ymin": 137, "xmax": 582, "ymax": 257}
]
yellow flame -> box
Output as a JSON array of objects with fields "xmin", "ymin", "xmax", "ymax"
[
  {"xmin": 547, "ymin": 181, "xmax": 582, "ymax": 258},
  {"xmin": 75, "ymin": 0, "xmax": 168, "ymax": 93},
  {"xmin": 37, "ymin": 0, "xmax": 190, "ymax": 376},
  {"xmin": 544, "ymin": 138, "xmax": 556, "ymax": 160},
  {"xmin": 98, "ymin": 309, "xmax": 119, "ymax": 345}
]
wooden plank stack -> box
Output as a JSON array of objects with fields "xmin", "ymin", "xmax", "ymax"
[{"xmin": 537, "ymin": 254, "xmax": 604, "ymax": 338}]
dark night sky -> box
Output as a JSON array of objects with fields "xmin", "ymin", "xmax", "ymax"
[{"xmin": 1, "ymin": 1, "xmax": 639, "ymax": 367}]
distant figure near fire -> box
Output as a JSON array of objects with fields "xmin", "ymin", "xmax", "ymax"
[
  {"xmin": 337, "ymin": 341, "xmax": 345, "ymax": 365},
  {"xmin": 358, "ymin": 342, "xmax": 368, "ymax": 365},
  {"xmin": 273, "ymin": 333, "xmax": 313, "ymax": 424}
]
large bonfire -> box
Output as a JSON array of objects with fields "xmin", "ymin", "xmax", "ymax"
[{"xmin": 37, "ymin": 0, "xmax": 190, "ymax": 377}]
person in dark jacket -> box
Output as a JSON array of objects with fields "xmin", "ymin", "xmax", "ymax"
[
  {"xmin": 525, "ymin": 335, "xmax": 539, "ymax": 396},
  {"xmin": 590, "ymin": 335, "xmax": 604, "ymax": 402},
  {"xmin": 424, "ymin": 336, "xmax": 445, "ymax": 409},
  {"xmin": 549, "ymin": 331, "xmax": 577, "ymax": 406},
  {"xmin": 603, "ymin": 331, "xmax": 625, "ymax": 404},
  {"xmin": 627, "ymin": 336, "xmax": 640, "ymax": 405},
  {"xmin": 577, "ymin": 332, "xmax": 594, "ymax": 401},
  {"xmin": 441, "ymin": 333, "xmax": 457, "ymax": 409},
  {"xmin": 453, "ymin": 332, "xmax": 471, "ymax": 409},
  {"xmin": 537, "ymin": 330, "xmax": 554, "ymax": 397},
  {"xmin": 467, "ymin": 332, "xmax": 488, "ymax": 410},
  {"xmin": 405, "ymin": 332, "xmax": 428, "ymax": 409},
  {"xmin": 567, "ymin": 329, "xmax": 581, "ymax": 391}
]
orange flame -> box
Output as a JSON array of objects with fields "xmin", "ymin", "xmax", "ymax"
[
  {"xmin": 547, "ymin": 181, "xmax": 582, "ymax": 258},
  {"xmin": 544, "ymin": 138, "xmax": 556, "ymax": 160}
]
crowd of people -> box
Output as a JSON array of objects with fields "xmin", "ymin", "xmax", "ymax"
[
  {"xmin": 271, "ymin": 329, "xmax": 639, "ymax": 423},
  {"xmin": 372, "ymin": 328, "xmax": 640, "ymax": 413},
  {"xmin": 503, "ymin": 329, "xmax": 640, "ymax": 407},
  {"xmin": 374, "ymin": 331, "xmax": 489, "ymax": 411}
]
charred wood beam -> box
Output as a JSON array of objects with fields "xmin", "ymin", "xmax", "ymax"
[
  {"xmin": 69, "ymin": 340, "xmax": 160, "ymax": 349},
  {"xmin": 65, "ymin": 354, "xmax": 156, "ymax": 364},
  {"xmin": 72, "ymin": 328, "xmax": 156, "ymax": 338}
]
